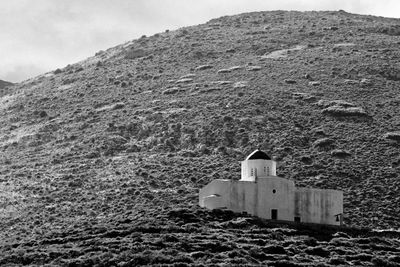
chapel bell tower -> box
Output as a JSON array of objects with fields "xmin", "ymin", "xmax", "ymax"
[{"xmin": 240, "ymin": 149, "xmax": 277, "ymax": 181}]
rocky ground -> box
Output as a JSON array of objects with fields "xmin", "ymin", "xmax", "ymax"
[
  {"xmin": 0, "ymin": 10, "xmax": 400, "ymax": 266},
  {"xmin": 0, "ymin": 80, "xmax": 14, "ymax": 96}
]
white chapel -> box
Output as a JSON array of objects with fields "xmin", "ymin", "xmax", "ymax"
[{"xmin": 199, "ymin": 149, "xmax": 344, "ymax": 225}]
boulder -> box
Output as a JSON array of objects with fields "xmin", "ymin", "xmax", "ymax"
[
  {"xmin": 322, "ymin": 106, "xmax": 368, "ymax": 117},
  {"xmin": 284, "ymin": 79, "xmax": 296, "ymax": 84},
  {"xmin": 247, "ymin": 66, "xmax": 262, "ymax": 71},
  {"xmin": 313, "ymin": 138, "xmax": 335, "ymax": 148},
  {"xmin": 383, "ymin": 132, "xmax": 400, "ymax": 141},
  {"xmin": 195, "ymin": 65, "xmax": 213, "ymax": 71},
  {"xmin": 317, "ymin": 99, "xmax": 355, "ymax": 108},
  {"xmin": 331, "ymin": 149, "xmax": 351, "ymax": 158},
  {"xmin": 217, "ymin": 66, "xmax": 242, "ymax": 73},
  {"xmin": 309, "ymin": 81, "xmax": 321, "ymax": 86},
  {"xmin": 176, "ymin": 78, "xmax": 193, "ymax": 84}
]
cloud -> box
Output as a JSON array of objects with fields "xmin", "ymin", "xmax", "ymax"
[
  {"xmin": 0, "ymin": 0, "xmax": 399, "ymax": 82},
  {"xmin": 1, "ymin": 64, "xmax": 48, "ymax": 83}
]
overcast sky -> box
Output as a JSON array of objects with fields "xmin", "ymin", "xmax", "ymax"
[{"xmin": 1, "ymin": 0, "xmax": 399, "ymax": 83}]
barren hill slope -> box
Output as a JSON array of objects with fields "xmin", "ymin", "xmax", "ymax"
[
  {"xmin": 1, "ymin": 10, "xmax": 400, "ymax": 266},
  {"xmin": 0, "ymin": 79, "xmax": 14, "ymax": 97},
  {"xmin": 0, "ymin": 79, "xmax": 13, "ymax": 88}
]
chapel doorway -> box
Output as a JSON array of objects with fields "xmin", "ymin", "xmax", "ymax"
[{"xmin": 271, "ymin": 209, "xmax": 278, "ymax": 220}]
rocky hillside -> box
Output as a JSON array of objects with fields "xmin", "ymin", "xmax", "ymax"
[
  {"xmin": 0, "ymin": 79, "xmax": 12, "ymax": 88},
  {"xmin": 0, "ymin": 79, "xmax": 14, "ymax": 96},
  {"xmin": 1, "ymin": 10, "xmax": 400, "ymax": 266}
]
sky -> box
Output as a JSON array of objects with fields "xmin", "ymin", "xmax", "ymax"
[{"xmin": 1, "ymin": 0, "xmax": 399, "ymax": 83}]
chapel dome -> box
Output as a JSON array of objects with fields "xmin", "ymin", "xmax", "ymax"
[{"xmin": 245, "ymin": 149, "xmax": 271, "ymax": 160}]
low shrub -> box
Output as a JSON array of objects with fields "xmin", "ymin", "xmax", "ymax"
[
  {"xmin": 328, "ymin": 257, "xmax": 347, "ymax": 265},
  {"xmin": 125, "ymin": 49, "xmax": 148, "ymax": 60},
  {"xmin": 305, "ymin": 246, "xmax": 330, "ymax": 257},
  {"xmin": 263, "ymin": 245, "xmax": 286, "ymax": 255},
  {"xmin": 346, "ymin": 253, "xmax": 372, "ymax": 262},
  {"xmin": 372, "ymin": 257, "xmax": 399, "ymax": 267}
]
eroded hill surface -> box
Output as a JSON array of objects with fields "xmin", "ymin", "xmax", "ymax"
[
  {"xmin": 1, "ymin": 10, "xmax": 400, "ymax": 266},
  {"xmin": 0, "ymin": 79, "xmax": 14, "ymax": 97},
  {"xmin": 0, "ymin": 79, "xmax": 12, "ymax": 88}
]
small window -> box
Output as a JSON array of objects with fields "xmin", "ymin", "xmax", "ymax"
[
  {"xmin": 264, "ymin": 166, "xmax": 266, "ymax": 173},
  {"xmin": 254, "ymin": 168, "xmax": 257, "ymax": 177},
  {"xmin": 272, "ymin": 189, "xmax": 276, "ymax": 194},
  {"xmin": 250, "ymin": 168, "xmax": 253, "ymax": 176},
  {"xmin": 294, "ymin": 216, "xmax": 301, "ymax": 223},
  {"xmin": 267, "ymin": 167, "xmax": 270, "ymax": 175}
]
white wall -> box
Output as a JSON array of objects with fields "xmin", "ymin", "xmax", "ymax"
[
  {"xmin": 295, "ymin": 188, "xmax": 343, "ymax": 225},
  {"xmin": 199, "ymin": 177, "xmax": 343, "ymax": 226},
  {"xmin": 228, "ymin": 177, "xmax": 296, "ymax": 220},
  {"xmin": 257, "ymin": 177, "xmax": 295, "ymax": 220},
  {"xmin": 203, "ymin": 195, "xmax": 224, "ymax": 210},
  {"xmin": 199, "ymin": 179, "xmax": 230, "ymax": 207}
]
